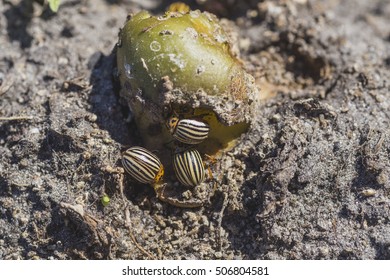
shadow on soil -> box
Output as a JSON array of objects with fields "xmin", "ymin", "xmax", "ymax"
[{"xmin": 87, "ymin": 49, "xmax": 134, "ymax": 146}]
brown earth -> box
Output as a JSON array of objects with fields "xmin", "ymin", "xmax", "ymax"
[{"xmin": 0, "ymin": 0, "xmax": 389, "ymax": 259}]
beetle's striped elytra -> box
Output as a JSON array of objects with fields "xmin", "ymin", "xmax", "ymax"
[
  {"xmin": 173, "ymin": 148, "xmax": 205, "ymax": 187},
  {"xmin": 166, "ymin": 115, "xmax": 210, "ymax": 145},
  {"xmin": 122, "ymin": 146, "xmax": 164, "ymax": 184}
]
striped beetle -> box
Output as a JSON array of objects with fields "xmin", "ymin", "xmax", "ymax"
[
  {"xmin": 166, "ymin": 115, "xmax": 210, "ymax": 145},
  {"xmin": 122, "ymin": 146, "xmax": 164, "ymax": 184},
  {"xmin": 173, "ymin": 148, "xmax": 206, "ymax": 187}
]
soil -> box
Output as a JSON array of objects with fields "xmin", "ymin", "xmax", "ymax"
[{"xmin": 0, "ymin": 0, "xmax": 389, "ymax": 260}]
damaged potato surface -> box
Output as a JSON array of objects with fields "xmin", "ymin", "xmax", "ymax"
[{"xmin": 117, "ymin": 9, "xmax": 258, "ymax": 154}]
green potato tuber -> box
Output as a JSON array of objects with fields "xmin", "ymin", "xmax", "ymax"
[{"xmin": 117, "ymin": 7, "xmax": 258, "ymax": 155}]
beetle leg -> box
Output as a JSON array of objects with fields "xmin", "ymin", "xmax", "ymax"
[
  {"xmin": 202, "ymin": 156, "xmax": 219, "ymax": 195},
  {"xmin": 204, "ymin": 154, "xmax": 217, "ymax": 165}
]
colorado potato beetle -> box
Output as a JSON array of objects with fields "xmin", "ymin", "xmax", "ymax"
[
  {"xmin": 166, "ymin": 115, "xmax": 210, "ymax": 145},
  {"xmin": 173, "ymin": 148, "xmax": 206, "ymax": 187},
  {"xmin": 122, "ymin": 146, "xmax": 164, "ymax": 184}
]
